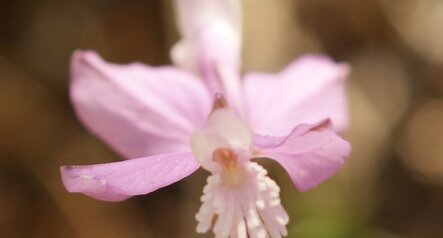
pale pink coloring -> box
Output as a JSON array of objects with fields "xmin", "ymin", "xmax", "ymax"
[
  {"xmin": 60, "ymin": 0, "xmax": 351, "ymax": 237},
  {"xmin": 192, "ymin": 108, "xmax": 289, "ymax": 237}
]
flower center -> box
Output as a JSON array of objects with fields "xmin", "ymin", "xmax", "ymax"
[{"xmin": 212, "ymin": 147, "xmax": 243, "ymax": 186}]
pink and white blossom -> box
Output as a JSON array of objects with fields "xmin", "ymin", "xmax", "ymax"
[{"xmin": 60, "ymin": 0, "xmax": 351, "ymax": 237}]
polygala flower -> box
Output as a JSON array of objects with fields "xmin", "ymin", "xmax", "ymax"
[{"xmin": 60, "ymin": 0, "xmax": 351, "ymax": 237}]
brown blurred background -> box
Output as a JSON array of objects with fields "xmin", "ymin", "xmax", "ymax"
[{"xmin": 1, "ymin": 0, "xmax": 443, "ymax": 237}]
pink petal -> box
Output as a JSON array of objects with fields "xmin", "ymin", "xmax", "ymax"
[
  {"xmin": 254, "ymin": 120, "xmax": 351, "ymax": 192},
  {"xmin": 71, "ymin": 50, "xmax": 212, "ymax": 158},
  {"xmin": 172, "ymin": 0, "xmax": 241, "ymax": 94},
  {"xmin": 243, "ymin": 55, "xmax": 350, "ymax": 136},
  {"xmin": 214, "ymin": 64, "xmax": 246, "ymax": 118},
  {"xmin": 60, "ymin": 152, "xmax": 199, "ymax": 201}
]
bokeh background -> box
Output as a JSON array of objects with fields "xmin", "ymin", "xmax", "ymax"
[{"xmin": 1, "ymin": 0, "xmax": 443, "ymax": 237}]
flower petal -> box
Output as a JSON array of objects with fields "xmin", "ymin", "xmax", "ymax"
[
  {"xmin": 190, "ymin": 108, "xmax": 252, "ymax": 171},
  {"xmin": 60, "ymin": 152, "xmax": 199, "ymax": 201},
  {"xmin": 254, "ymin": 120, "xmax": 351, "ymax": 192},
  {"xmin": 207, "ymin": 108, "xmax": 252, "ymax": 151},
  {"xmin": 190, "ymin": 130, "xmax": 229, "ymax": 172},
  {"xmin": 172, "ymin": 0, "xmax": 241, "ymax": 94},
  {"xmin": 71, "ymin": 50, "xmax": 212, "ymax": 158},
  {"xmin": 243, "ymin": 55, "xmax": 350, "ymax": 136}
]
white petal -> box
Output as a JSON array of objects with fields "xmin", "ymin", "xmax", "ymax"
[
  {"xmin": 208, "ymin": 108, "xmax": 252, "ymax": 152},
  {"xmin": 172, "ymin": 0, "xmax": 242, "ymax": 94},
  {"xmin": 190, "ymin": 130, "xmax": 228, "ymax": 172}
]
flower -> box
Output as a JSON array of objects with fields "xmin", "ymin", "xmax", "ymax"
[
  {"xmin": 60, "ymin": 0, "xmax": 351, "ymax": 237},
  {"xmin": 190, "ymin": 98, "xmax": 349, "ymax": 237},
  {"xmin": 192, "ymin": 103, "xmax": 289, "ymax": 237}
]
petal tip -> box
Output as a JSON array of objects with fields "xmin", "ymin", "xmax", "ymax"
[
  {"xmin": 337, "ymin": 63, "xmax": 351, "ymax": 80},
  {"xmin": 71, "ymin": 50, "xmax": 101, "ymax": 69}
]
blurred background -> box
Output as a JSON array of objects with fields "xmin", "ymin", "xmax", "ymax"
[{"xmin": 1, "ymin": 0, "xmax": 443, "ymax": 237}]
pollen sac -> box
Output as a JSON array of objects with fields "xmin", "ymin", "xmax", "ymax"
[{"xmin": 211, "ymin": 93, "xmax": 228, "ymax": 111}]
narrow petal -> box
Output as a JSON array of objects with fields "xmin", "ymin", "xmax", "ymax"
[
  {"xmin": 71, "ymin": 50, "xmax": 212, "ymax": 158},
  {"xmin": 172, "ymin": 0, "xmax": 241, "ymax": 94},
  {"xmin": 244, "ymin": 55, "xmax": 350, "ymax": 136},
  {"xmin": 254, "ymin": 120, "xmax": 351, "ymax": 192},
  {"xmin": 214, "ymin": 64, "xmax": 246, "ymax": 119},
  {"xmin": 60, "ymin": 152, "xmax": 199, "ymax": 201}
]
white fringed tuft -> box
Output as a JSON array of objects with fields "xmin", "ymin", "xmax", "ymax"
[{"xmin": 195, "ymin": 162, "xmax": 289, "ymax": 238}]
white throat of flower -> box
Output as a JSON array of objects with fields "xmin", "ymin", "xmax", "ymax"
[{"xmin": 190, "ymin": 96, "xmax": 289, "ymax": 238}]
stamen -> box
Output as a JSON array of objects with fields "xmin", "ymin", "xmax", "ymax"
[{"xmin": 212, "ymin": 93, "xmax": 228, "ymax": 111}]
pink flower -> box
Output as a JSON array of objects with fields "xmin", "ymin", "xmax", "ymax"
[{"xmin": 60, "ymin": 0, "xmax": 351, "ymax": 237}]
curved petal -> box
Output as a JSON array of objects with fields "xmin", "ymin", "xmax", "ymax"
[
  {"xmin": 71, "ymin": 50, "xmax": 212, "ymax": 158},
  {"xmin": 60, "ymin": 152, "xmax": 199, "ymax": 201},
  {"xmin": 172, "ymin": 0, "xmax": 241, "ymax": 94},
  {"xmin": 244, "ymin": 55, "xmax": 350, "ymax": 136},
  {"xmin": 254, "ymin": 120, "xmax": 351, "ymax": 192}
]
